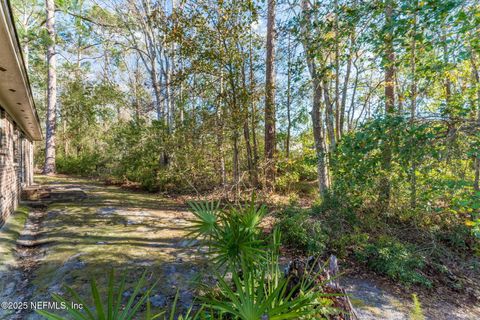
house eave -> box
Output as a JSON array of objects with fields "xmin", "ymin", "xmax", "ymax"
[{"xmin": 0, "ymin": 0, "xmax": 42, "ymax": 141}]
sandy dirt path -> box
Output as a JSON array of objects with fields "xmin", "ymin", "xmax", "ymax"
[{"xmin": 0, "ymin": 175, "xmax": 207, "ymax": 319}]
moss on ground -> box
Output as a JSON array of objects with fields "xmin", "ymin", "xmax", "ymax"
[
  {"xmin": 0, "ymin": 205, "xmax": 29, "ymax": 268},
  {"xmin": 27, "ymin": 175, "xmax": 205, "ymax": 315}
]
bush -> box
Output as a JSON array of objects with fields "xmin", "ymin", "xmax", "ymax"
[
  {"xmin": 331, "ymin": 230, "xmax": 370, "ymax": 258},
  {"xmin": 103, "ymin": 120, "xmax": 221, "ymax": 193},
  {"xmin": 187, "ymin": 200, "xmax": 267, "ymax": 270},
  {"xmin": 311, "ymin": 191, "xmax": 359, "ymax": 233},
  {"xmin": 188, "ymin": 201, "xmax": 341, "ymax": 319},
  {"xmin": 38, "ymin": 270, "xmax": 196, "ymax": 320},
  {"xmin": 356, "ymin": 236, "xmax": 431, "ymax": 287},
  {"xmin": 277, "ymin": 208, "xmax": 327, "ymax": 254},
  {"xmin": 276, "ymin": 154, "xmax": 317, "ymax": 194},
  {"xmin": 56, "ymin": 153, "xmax": 102, "ymax": 176},
  {"xmin": 37, "ymin": 270, "xmax": 162, "ymax": 320},
  {"xmin": 276, "ymin": 171, "xmax": 300, "ymax": 193}
]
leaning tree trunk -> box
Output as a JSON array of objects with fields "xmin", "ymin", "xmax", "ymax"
[
  {"xmin": 43, "ymin": 0, "xmax": 57, "ymax": 175},
  {"xmin": 264, "ymin": 0, "xmax": 276, "ymax": 189}
]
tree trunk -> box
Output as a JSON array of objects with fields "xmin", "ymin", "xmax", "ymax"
[
  {"xmin": 23, "ymin": 41, "xmax": 29, "ymax": 73},
  {"xmin": 334, "ymin": 0, "xmax": 341, "ymax": 141},
  {"xmin": 233, "ymin": 131, "xmax": 240, "ymax": 197},
  {"xmin": 378, "ymin": 0, "xmax": 395, "ymax": 210},
  {"xmin": 472, "ymin": 55, "xmax": 480, "ymax": 191},
  {"xmin": 242, "ymin": 60, "xmax": 255, "ymax": 186},
  {"xmin": 385, "ymin": 2, "xmax": 395, "ymax": 115},
  {"xmin": 43, "ymin": 0, "xmax": 57, "ymax": 174},
  {"xmin": 216, "ymin": 108, "xmax": 226, "ymax": 187},
  {"xmin": 312, "ymin": 78, "xmax": 329, "ymax": 194},
  {"xmin": 218, "ymin": 72, "xmax": 227, "ymax": 187},
  {"xmin": 152, "ymin": 60, "xmax": 163, "ymax": 121},
  {"xmin": 286, "ymin": 33, "xmax": 292, "ymax": 159},
  {"xmin": 323, "ymin": 78, "xmax": 336, "ymax": 151},
  {"xmin": 249, "ymin": 43, "xmax": 259, "ymax": 187},
  {"xmin": 340, "ymin": 34, "xmax": 353, "ymax": 135},
  {"xmin": 243, "ymin": 120, "xmax": 255, "ymax": 186},
  {"xmin": 264, "ymin": 0, "xmax": 276, "ymax": 189},
  {"xmin": 410, "ymin": 1, "xmax": 418, "ymax": 208},
  {"xmin": 301, "ymin": 0, "xmax": 329, "ymax": 194}
]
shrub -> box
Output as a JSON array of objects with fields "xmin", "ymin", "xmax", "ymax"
[
  {"xmin": 276, "ymin": 171, "xmax": 300, "ymax": 193},
  {"xmin": 188, "ymin": 202, "xmax": 341, "ymax": 319},
  {"xmin": 38, "ymin": 270, "xmax": 196, "ymax": 320},
  {"xmin": 56, "ymin": 153, "xmax": 102, "ymax": 176},
  {"xmin": 277, "ymin": 208, "xmax": 327, "ymax": 254},
  {"xmin": 332, "ymin": 231, "xmax": 370, "ymax": 258},
  {"xmin": 37, "ymin": 270, "xmax": 161, "ymax": 320},
  {"xmin": 187, "ymin": 199, "xmax": 266, "ymax": 270},
  {"xmin": 311, "ymin": 191, "xmax": 359, "ymax": 234},
  {"xmin": 356, "ymin": 236, "xmax": 431, "ymax": 287},
  {"xmin": 276, "ymin": 155, "xmax": 317, "ymax": 194},
  {"xmin": 205, "ymin": 231, "xmax": 332, "ymax": 320},
  {"xmin": 103, "ymin": 120, "xmax": 222, "ymax": 194}
]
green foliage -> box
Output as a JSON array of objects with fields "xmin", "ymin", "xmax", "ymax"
[
  {"xmin": 105, "ymin": 121, "xmax": 167, "ymax": 191},
  {"xmin": 276, "ymin": 208, "xmax": 327, "ymax": 254},
  {"xmin": 410, "ymin": 294, "xmax": 425, "ymax": 320},
  {"xmin": 202, "ymin": 228, "xmax": 337, "ymax": 320},
  {"xmin": 355, "ymin": 236, "xmax": 431, "ymax": 287},
  {"xmin": 206, "ymin": 262, "xmax": 324, "ymax": 320},
  {"xmin": 187, "ymin": 201, "xmax": 221, "ymax": 239},
  {"xmin": 276, "ymin": 115, "xmax": 477, "ymax": 288},
  {"xmin": 331, "ymin": 116, "xmax": 477, "ymax": 219},
  {"xmin": 36, "ymin": 270, "xmax": 161, "ymax": 320},
  {"xmin": 187, "ymin": 202, "xmax": 340, "ymax": 319},
  {"xmin": 276, "ymin": 154, "xmax": 317, "ymax": 194},
  {"xmin": 100, "ymin": 120, "xmax": 221, "ymax": 193},
  {"xmin": 331, "ymin": 231, "xmax": 370, "ymax": 259},
  {"xmin": 37, "ymin": 270, "xmax": 201, "ymax": 320},
  {"xmin": 452, "ymin": 191, "xmax": 480, "ymax": 239},
  {"xmin": 56, "ymin": 153, "xmax": 102, "ymax": 176},
  {"xmin": 187, "ymin": 199, "xmax": 266, "ymax": 270},
  {"xmin": 332, "ymin": 116, "xmax": 439, "ymax": 208}
]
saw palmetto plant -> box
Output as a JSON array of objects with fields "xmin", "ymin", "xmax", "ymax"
[{"xmin": 187, "ymin": 198, "xmax": 267, "ymax": 271}]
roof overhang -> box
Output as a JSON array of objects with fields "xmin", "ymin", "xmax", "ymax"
[{"xmin": 0, "ymin": 0, "xmax": 42, "ymax": 141}]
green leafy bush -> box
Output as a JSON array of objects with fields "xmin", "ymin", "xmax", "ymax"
[
  {"xmin": 276, "ymin": 208, "xmax": 327, "ymax": 254},
  {"xmin": 276, "ymin": 171, "xmax": 300, "ymax": 193},
  {"xmin": 452, "ymin": 191, "xmax": 480, "ymax": 239},
  {"xmin": 332, "ymin": 231, "xmax": 370, "ymax": 258},
  {"xmin": 56, "ymin": 153, "xmax": 102, "ymax": 176},
  {"xmin": 356, "ymin": 236, "xmax": 431, "ymax": 287},
  {"xmin": 103, "ymin": 120, "xmax": 220, "ymax": 193},
  {"xmin": 276, "ymin": 155, "xmax": 317, "ymax": 194}
]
